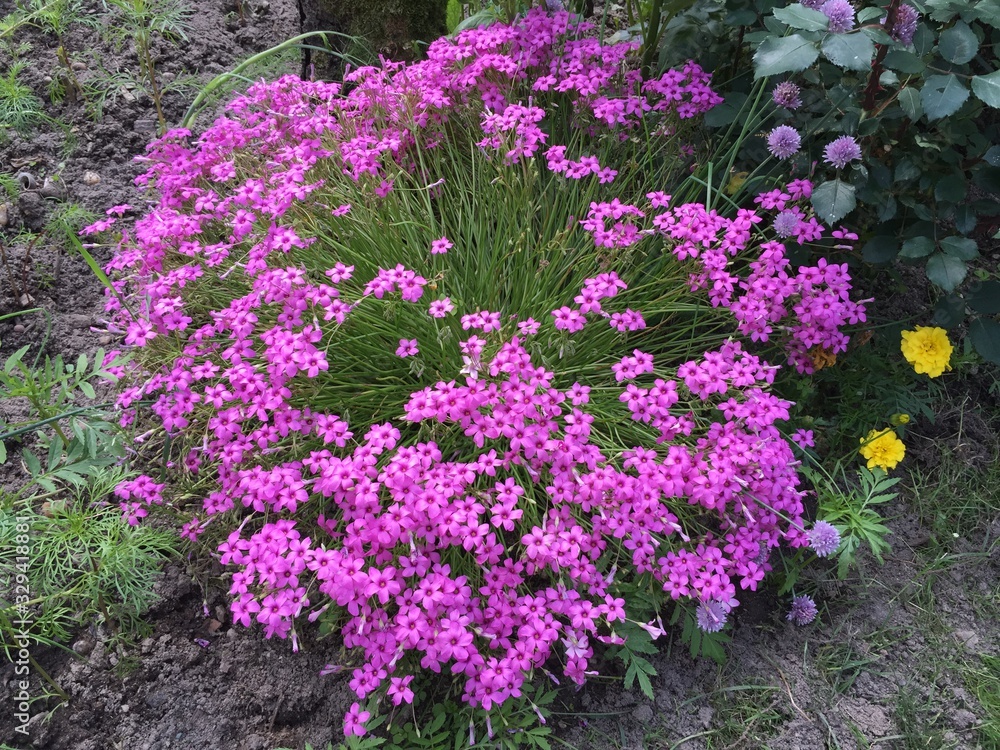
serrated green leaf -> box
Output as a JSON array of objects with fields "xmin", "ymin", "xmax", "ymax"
[
  {"xmin": 857, "ymin": 6, "xmax": 884, "ymax": 21},
  {"xmin": 812, "ymin": 180, "xmax": 857, "ymax": 224},
  {"xmin": 968, "ymin": 281, "xmax": 1000, "ymax": 314},
  {"xmin": 971, "ymin": 318, "xmax": 1000, "ymax": 365},
  {"xmin": 935, "ymin": 173, "xmax": 967, "ymax": 204},
  {"xmin": 884, "ymin": 50, "xmax": 926, "ymax": 73},
  {"xmin": 985, "ymin": 146, "xmax": 1000, "ymax": 167},
  {"xmin": 938, "ymin": 21, "xmax": 978, "ymax": 64},
  {"xmin": 971, "ymin": 70, "xmax": 1000, "ymax": 107},
  {"xmin": 46, "ymin": 435, "xmax": 62, "ymax": 472},
  {"xmin": 933, "ymin": 293, "xmax": 967, "ymax": 328},
  {"xmin": 921, "ymin": 74, "xmax": 971, "ymax": 120},
  {"xmin": 772, "ymin": 3, "xmax": 829, "ymax": 30},
  {"xmin": 940, "ymin": 236, "xmax": 978, "ymax": 259},
  {"xmin": 822, "ymin": 32, "xmax": 875, "ymax": 70},
  {"xmin": 23, "ymin": 448, "xmax": 41, "ymax": 476},
  {"xmin": 754, "ymin": 34, "xmax": 820, "ymax": 78},
  {"xmin": 862, "ymin": 235, "xmax": 899, "ymax": 263},
  {"xmin": 896, "ymin": 88, "xmax": 924, "ymax": 120},
  {"xmin": 926, "ymin": 252, "xmax": 967, "ymax": 291},
  {"xmin": 900, "ymin": 236, "xmax": 935, "ymax": 258}
]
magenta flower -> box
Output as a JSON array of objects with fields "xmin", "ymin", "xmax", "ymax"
[
  {"xmin": 766, "ymin": 126, "xmax": 802, "ymax": 160},
  {"xmin": 791, "ymin": 428, "xmax": 815, "ymax": 448},
  {"xmin": 396, "ymin": 338, "xmax": 419, "ymax": 357},
  {"xmin": 823, "ymin": 135, "xmax": 863, "ymax": 169},
  {"xmin": 428, "ymin": 298, "xmax": 455, "ymax": 318},
  {"xmin": 344, "ymin": 703, "xmax": 370, "ymax": 737},
  {"xmin": 431, "ymin": 236, "xmax": 453, "ymax": 255}
]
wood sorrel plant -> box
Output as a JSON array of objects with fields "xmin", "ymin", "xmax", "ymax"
[{"xmin": 89, "ymin": 9, "xmax": 867, "ymax": 739}]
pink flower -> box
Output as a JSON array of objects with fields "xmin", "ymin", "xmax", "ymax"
[
  {"xmin": 344, "ymin": 702, "xmax": 370, "ymax": 737},
  {"xmin": 396, "ymin": 338, "xmax": 419, "ymax": 357},
  {"xmin": 431, "ymin": 236, "xmax": 453, "ymax": 255},
  {"xmin": 429, "ymin": 298, "xmax": 455, "ymax": 318}
]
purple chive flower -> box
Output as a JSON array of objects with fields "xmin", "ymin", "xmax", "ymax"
[
  {"xmin": 773, "ymin": 210, "xmax": 801, "ymax": 238},
  {"xmin": 821, "ymin": 0, "xmax": 855, "ymax": 32},
  {"xmin": 808, "ymin": 520, "xmax": 842, "ymax": 557},
  {"xmin": 695, "ymin": 600, "xmax": 731, "ymax": 633},
  {"xmin": 772, "ymin": 81, "xmax": 803, "ymax": 110},
  {"xmin": 889, "ymin": 4, "xmax": 918, "ymax": 45},
  {"xmin": 767, "ymin": 125, "xmax": 802, "ymax": 160},
  {"xmin": 787, "ymin": 595, "xmax": 818, "ymax": 626},
  {"xmin": 823, "ymin": 135, "xmax": 862, "ymax": 169}
]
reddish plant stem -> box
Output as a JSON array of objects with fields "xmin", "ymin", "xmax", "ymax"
[{"xmin": 861, "ymin": 0, "xmax": 903, "ymax": 111}]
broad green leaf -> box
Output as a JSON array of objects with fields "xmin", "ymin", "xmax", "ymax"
[
  {"xmin": 822, "ymin": 32, "xmax": 875, "ymax": 71},
  {"xmin": 857, "ymin": 6, "xmax": 884, "ymax": 21},
  {"xmin": 862, "ymin": 235, "xmax": 899, "ymax": 263},
  {"xmin": 703, "ymin": 92, "xmax": 748, "ymax": 127},
  {"xmin": 954, "ymin": 204, "xmax": 977, "ymax": 234},
  {"xmin": 970, "ymin": 318, "xmax": 1000, "ymax": 365},
  {"xmin": 985, "ymin": 146, "xmax": 1000, "ymax": 166},
  {"xmin": 938, "ymin": 21, "xmax": 978, "ymax": 64},
  {"xmin": 968, "ymin": 281, "xmax": 1000, "ymax": 314},
  {"xmin": 754, "ymin": 34, "xmax": 820, "ymax": 78},
  {"xmin": 940, "ymin": 236, "xmax": 978, "ymax": 260},
  {"xmin": 932, "ymin": 293, "xmax": 966, "ymax": 328},
  {"xmin": 935, "ymin": 172, "xmax": 967, "ymax": 203},
  {"xmin": 772, "ymin": 4, "xmax": 829, "ymax": 30},
  {"xmin": 899, "ymin": 236, "xmax": 935, "ymax": 258},
  {"xmin": 971, "ymin": 70, "xmax": 1000, "ymax": 107},
  {"xmin": 883, "ymin": 50, "xmax": 926, "ymax": 74},
  {"xmin": 921, "ymin": 74, "xmax": 971, "ymax": 120},
  {"xmin": 811, "ymin": 179, "xmax": 857, "ymax": 224},
  {"xmin": 727, "ymin": 8, "xmax": 759, "ymax": 24},
  {"xmin": 926, "ymin": 252, "xmax": 967, "ymax": 291},
  {"xmin": 897, "ymin": 87, "xmax": 922, "ymax": 120}
]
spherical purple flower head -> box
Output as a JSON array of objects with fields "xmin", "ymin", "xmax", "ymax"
[
  {"xmin": 821, "ymin": 0, "xmax": 855, "ymax": 33},
  {"xmin": 767, "ymin": 125, "xmax": 802, "ymax": 160},
  {"xmin": 787, "ymin": 595, "xmax": 818, "ymax": 626},
  {"xmin": 696, "ymin": 600, "xmax": 731, "ymax": 633},
  {"xmin": 889, "ymin": 4, "xmax": 919, "ymax": 45},
  {"xmin": 772, "ymin": 81, "xmax": 803, "ymax": 110},
  {"xmin": 808, "ymin": 520, "xmax": 841, "ymax": 557},
  {"xmin": 773, "ymin": 210, "xmax": 801, "ymax": 238},
  {"xmin": 823, "ymin": 135, "xmax": 862, "ymax": 169}
]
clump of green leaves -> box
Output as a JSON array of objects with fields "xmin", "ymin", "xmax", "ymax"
[
  {"xmin": 101, "ymin": 0, "xmax": 191, "ymax": 132},
  {"xmin": 0, "ymin": 472, "xmax": 180, "ymax": 645},
  {"xmin": 0, "ymin": 61, "xmax": 44, "ymax": 131}
]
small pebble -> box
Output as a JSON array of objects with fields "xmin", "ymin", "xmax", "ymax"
[
  {"xmin": 13, "ymin": 324, "xmax": 24, "ymax": 334},
  {"xmin": 134, "ymin": 119, "xmax": 157, "ymax": 133},
  {"xmin": 0, "ymin": 202, "xmax": 7, "ymax": 227},
  {"xmin": 83, "ymin": 170, "xmax": 101, "ymax": 186},
  {"xmin": 71, "ymin": 60, "xmax": 87, "ymax": 71},
  {"xmin": 99, "ymin": 334, "xmax": 112, "ymax": 345}
]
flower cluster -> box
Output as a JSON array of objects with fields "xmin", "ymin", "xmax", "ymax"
[
  {"xmin": 900, "ymin": 326, "xmax": 953, "ymax": 378},
  {"xmin": 96, "ymin": 10, "xmax": 867, "ymax": 738}
]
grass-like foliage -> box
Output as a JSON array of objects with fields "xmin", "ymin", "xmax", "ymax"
[
  {"xmin": 93, "ymin": 9, "xmax": 869, "ymax": 739},
  {"xmin": 0, "ymin": 61, "xmax": 44, "ymax": 131}
]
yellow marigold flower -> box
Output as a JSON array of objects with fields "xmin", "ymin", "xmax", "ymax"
[
  {"xmin": 900, "ymin": 325, "xmax": 953, "ymax": 378},
  {"xmin": 859, "ymin": 428, "xmax": 906, "ymax": 471}
]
